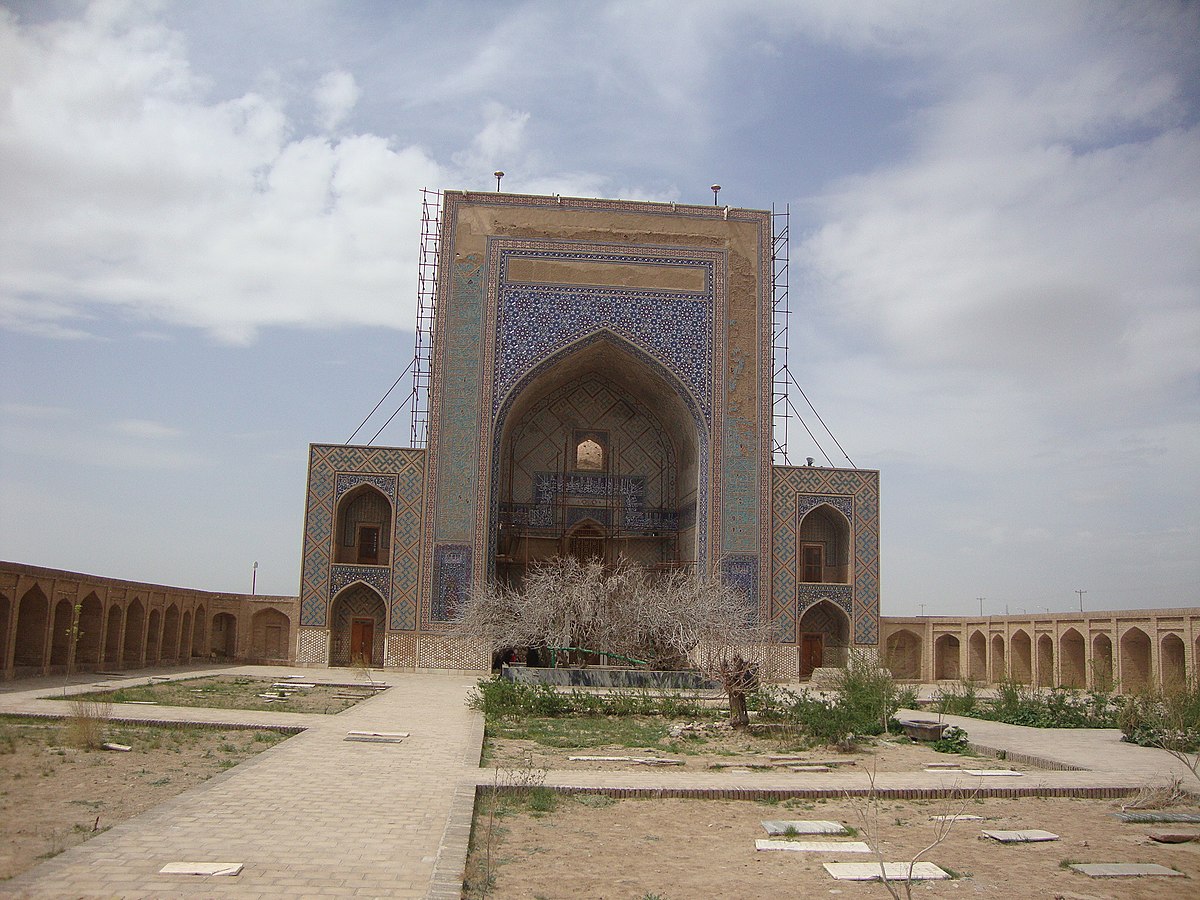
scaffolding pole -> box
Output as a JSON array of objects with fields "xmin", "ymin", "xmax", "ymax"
[
  {"xmin": 408, "ymin": 189, "xmax": 442, "ymax": 446},
  {"xmin": 771, "ymin": 203, "xmax": 792, "ymax": 465}
]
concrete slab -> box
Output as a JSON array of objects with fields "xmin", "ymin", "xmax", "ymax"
[
  {"xmin": 762, "ymin": 820, "xmax": 849, "ymax": 836},
  {"xmin": 757, "ymin": 840, "xmax": 870, "ymax": 853},
  {"xmin": 344, "ymin": 734, "xmax": 404, "ymax": 743},
  {"xmin": 789, "ymin": 765, "xmax": 832, "ymax": 772},
  {"xmin": 1069, "ymin": 863, "xmax": 1184, "ymax": 878},
  {"xmin": 982, "ymin": 829, "xmax": 1059, "ymax": 843},
  {"xmin": 963, "ymin": 769, "xmax": 1024, "ymax": 776},
  {"xmin": 1147, "ymin": 829, "xmax": 1200, "ymax": 843},
  {"xmin": 930, "ymin": 814, "xmax": 984, "ymax": 822},
  {"xmin": 158, "ymin": 862, "xmax": 243, "ymax": 876},
  {"xmin": 1114, "ymin": 811, "xmax": 1200, "ymax": 823},
  {"xmin": 823, "ymin": 862, "xmax": 950, "ymax": 881}
]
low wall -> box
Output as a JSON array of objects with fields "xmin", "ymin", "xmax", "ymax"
[{"xmin": 503, "ymin": 664, "xmax": 718, "ymax": 690}]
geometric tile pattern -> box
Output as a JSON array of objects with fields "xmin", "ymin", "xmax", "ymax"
[
  {"xmin": 771, "ymin": 466, "xmax": 881, "ymax": 646},
  {"xmin": 300, "ymin": 445, "xmax": 425, "ymax": 630},
  {"xmin": 297, "ymin": 627, "xmax": 329, "ymax": 664}
]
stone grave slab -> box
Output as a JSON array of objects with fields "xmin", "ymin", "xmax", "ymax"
[
  {"xmin": 982, "ymin": 829, "xmax": 1059, "ymax": 843},
  {"xmin": 925, "ymin": 762, "xmax": 961, "ymax": 769},
  {"xmin": 1114, "ymin": 811, "xmax": 1200, "ymax": 824},
  {"xmin": 789, "ymin": 765, "xmax": 832, "ymax": 772},
  {"xmin": 1148, "ymin": 829, "xmax": 1200, "ymax": 843},
  {"xmin": 344, "ymin": 734, "xmax": 404, "ymax": 744},
  {"xmin": 823, "ymin": 862, "xmax": 950, "ymax": 882},
  {"xmin": 762, "ymin": 820, "xmax": 849, "ymax": 836},
  {"xmin": 159, "ymin": 862, "xmax": 243, "ymax": 876},
  {"xmin": 347, "ymin": 731, "xmax": 409, "ymax": 738},
  {"xmin": 756, "ymin": 840, "xmax": 870, "ymax": 853},
  {"xmin": 929, "ymin": 814, "xmax": 983, "ymax": 822},
  {"xmin": 963, "ymin": 769, "xmax": 1023, "ymax": 776},
  {"xmin": 1069, "ymin": 863, "xmax": 1183, "ymax": 878}
]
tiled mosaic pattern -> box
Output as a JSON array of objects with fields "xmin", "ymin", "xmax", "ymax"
[
  {"xmin": 300, "ymin": 445, "xmax": 424, "ymax": 630},
  {"xmin": 386, "ymin": 632, "xmax": 418, "ymax": 667},
  {"xmin": 297, "ymin": 627, "xmax": 329, "ymax": 664},
  {"xmin": 771, "ymin": 466, "xmax": 881, "ymax": 645},
  {"xmin": 417, "ymin": 634, "xmax": 490, "ymax": 670}
]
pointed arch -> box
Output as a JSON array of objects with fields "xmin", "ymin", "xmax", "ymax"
[
  {"xmin": 76, "ymin": 593, "xmax": 103, "ymax": 667},
  {"xmin": 1161, "ymin": 633, "xmax": 1186, "ymax": 690},
  {"xmin": 49, "ymin": 597, "xmax": 74, "ymax": 667},
  {"xmin": 798, "ymin": 599, "xmax": 850, "ymax": 678},
  {"xmin": 1120, "ymin": 627, "xmax": 1151, "ymax": 692},
  {"xmin": 14, "ymin": 586, "xmax": 49, "ymax": 669},
  {"xmin": 934, "ymin": 634, "xmax": 960, "ymax": 681},
  {"xmin": 329, "ymin": 583, "xmax": 386, "ymax": 667},
  {"xmin": 146, "ymin": 608, "xmax": 162, "ymax": 665},
  {"xmin": 211, "ymin": 612, "xmax": 237, "ymax": 658},
  {"xmin": 191, "ymin": 604, "xmax": 206, "ymax": 658},
  {"xmin": 334, "ymin": 484, "xmax": 393, "ymax": 566},
  {"xmin": 180, "ymin": 609, "xmax": 193, "ymax": 660},
  {"xmin": 123, "ymin": 598, "xmax": 145, "ymax": 665},
  {"xmin": 797, "ymin": 504, "xmax": 851, "ymax": 585},
  {"xmin": 968, "ymin": 630, "xmax": 987, "ymax": 681},
  {"xmin": 162, "ymin": 604, "xmax": 180, "ymax": 662},
  {"xmin": 494, "ymin": 332, "xmax": 708, "ymax": 581},
  {"xmin": 104, "ymin": 604, "xmax": 123, "ymax": 666},
  {"xmin": 251, "ymin": 607, "xmax": 291, "ymax": 661},
  {"xmin": 1060, "ymin": 628, "xmax": 1085, "ymax": 688},
  {"xmin": 1011, "ymin": 629, "xmax": 1032, "ymax": 684},
  {"xmin": 885, "ymin": 629, "xmax": 923, "ymax": 680},
  {"xmin": 990, "ymin": 634, "xmax": 1007, "ymax": 683},
  {"xmin": 1036, "ymin": 634, "xmax": 1054, "ymax": 687}
]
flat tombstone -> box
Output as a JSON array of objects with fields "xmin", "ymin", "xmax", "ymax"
[
  {"xmin": 1148, "ymin": 830, "xmax": 1200, "ymax": 843},
  {"xmin": 982, "ymin": 830, "xmax": 1059, "ymax": 843},
  {"xmin": 930, "ymin": 814, "xmax": 983, "ymax": 822},
  {"xmin": 756, "ymin": 840, "xmax": 870, "ymax": 853},
  {"xmin": 159, "ymin": 863, "xmax": 243, "ymax": 876},
  {"xmin": 963, "ymin": 769, "xmax": 1024, "ymax": 777},
  {"xmin": 824, "ymin": 862, "xmax": 950, "ymax": 881},
  {"xmin": 762, "ymin": 820, "xmax": 848, "ymax": 836},
  {"xmin": 1070, "ymin": 863, "xmax": 1184, "ymax": 878}
]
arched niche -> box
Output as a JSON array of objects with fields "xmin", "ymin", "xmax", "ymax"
[
  {"xmin": 334, "ymin": 484, "xmax": 393, "ymax": 566},
  {"xmin": 14, "ymin": 586, "xmax": 49, "ymax": 668},
  {"xmin": 1036, "ymin": 633, "xmax": 1054, "ymax": 687},
  {"xmin": 968, "ymin": 630, "xmax": 987, "ymax": 681},
  {"xmin": 1120, "ymin": 627, "xmax": 1151, "ymax": 692},
  {"xmin": 990, "ymin": 634, "xmax": 1007, "ymax": 683},
  {"xmin": 797, "ymin": 505, "xmax": 851, "ymax": 584},
  {"xmin": 885, "ymin": 629, "xmax": 923, "ymax": 680},
  {"xmin": 934, "ymin": 634, "xmax": 960, "ymax": 680},
  {"xmin": 798, "ymin": 600, "xmax": 850, "ymax": 679},
  {"xmin": 1011, "ymin": 629, "xmax": 1032, "ymax": 684},
  {"xmin": 494, "ymin": 335, "xmax": 704, "ymax": 583},
  {"xmin": 251, "ymin": 608, "xmax": 292, "ymax": 660},
  {"xmin": 329, "ymin": 584, "xmax": 385, "ymax": 667},
  {"xmin": 1060, "ymin": 628, "xmax": 1085, "ymax": 688}
]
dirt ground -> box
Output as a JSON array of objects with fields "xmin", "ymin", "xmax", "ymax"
[
  {"xmin": 0, "ymin": 716, "xmax": 291, "ymax": 881},
  {"xmin": 486, "ymin": 725, "xmax": 1025, "ymax": 775},
  {"xmin": 470, "ymin": 794, "xmax": 1200, "ymax": 900}
]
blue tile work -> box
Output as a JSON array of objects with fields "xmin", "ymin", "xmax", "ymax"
[
  {"xmin": 771, "ymin": 466, "xmax": 881, "ymax": 646},
  {"xmin": 300, "ymin": 445, "xmax": 424, "ymax": 630},
  {"xmin": 431, "ymin": 543, "xmax": 471, "ymax": 623},
  {"xmin": 721, "ymin": 555, "xmax": 760, "ymax": 625}
]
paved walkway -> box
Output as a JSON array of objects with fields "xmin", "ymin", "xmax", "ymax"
[
  {"xmin": 1, "ymin": 674, "xmax": 1195, "ymax": 898},
  {"xmin": 0, "ymin": 666, "xmax": 483, "ymax": 899}
]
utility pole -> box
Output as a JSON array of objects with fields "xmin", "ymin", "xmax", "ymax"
[
  {"xmin": 977, "ymin": 597, "xmax": 985, "ymax": 616},
  {"xmin": 1075, "ymin": 589, "xmax": 1087, "ymax": 613},
  {"xmin": 919, "ymin": 603, "xmax": 926, "ymax": 617}
]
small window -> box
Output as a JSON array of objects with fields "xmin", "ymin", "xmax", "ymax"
[
  {"xmin": 576, "ymin": 438, "xmax": 604, "ymax": 471},
  {"xmin": 801, "ymin": 543, "xmax": 824, "ymax": 583},
  {"xmin": 357, "ymin": 525, "xmax": 380, "ymax": 563}
]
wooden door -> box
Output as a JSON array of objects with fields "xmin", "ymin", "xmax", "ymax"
[
  {"xmin": 801, "ymin": 544, "xmax": 824, "ymax": 583},
  {"xmin": 800, "ymin": 633, "xmax": 824, "ymax": 679},
  {"xmin": 357, "ymin": 526, "xmax": 380, "ymax": 564},
  {"xmin": 350, "ymin": 618, "xmax": 375, "ymax": 665}
]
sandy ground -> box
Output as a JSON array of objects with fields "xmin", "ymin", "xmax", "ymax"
[
  {"xmin": 486, "ymin": 725, "xmax": 1024, "ymax": 775},
  {"xmin": 0, "ymin": 716, "xmax": 291, "ymax": 881},
  {"xmin": 469, "ymin": 794, "xmax": 1200, "ymax": 900}
]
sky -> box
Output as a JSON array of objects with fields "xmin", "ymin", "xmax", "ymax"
[{"xmin": 1, "ymin": 0, "xmax": 1197, "ymax": 616}]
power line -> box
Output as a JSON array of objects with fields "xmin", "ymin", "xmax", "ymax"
[
  {"xmin": 784, "ymin": 366, "xmax": 856, "ymax": 467},
  {"xmin": 346, "ymin": 358, "xmax": 415, "ymax": 444}
]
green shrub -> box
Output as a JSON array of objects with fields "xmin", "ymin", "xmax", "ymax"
[{"xmin": 932, "ymin": 725, "xmax": 971, "ymax": 754}]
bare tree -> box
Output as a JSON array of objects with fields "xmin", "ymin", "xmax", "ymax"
[{"xmin": 454, "ymin": 556, "xmax": 773, "ymax": 726}]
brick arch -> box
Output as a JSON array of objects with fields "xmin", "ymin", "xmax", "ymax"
[
  {"xmin": 1161, "ymin": 633, "xmax": 1186, "ymax": 689},
  {"xmin": 251, "ymin": 607, "xmax": 291, "ymax": 660},
  {"xmin": 1120, "ymin": 627, "xmax": 1152, "ymax": 692},
  {"xmin": 990, "ymin": 634, "xmax": 1006, "ymax": 683},
  {"xmin": 330, "ymin": 584, "xmax": 386, "ymax": 667},
  {"xmin": 49, "ymin": 597, "xmax": 74, "ymax": 667},
  {"xmin": 146, "ymin": 608, "xmax": 162, "ymax": 665},
  {"xmin": 161, "ymin": 604, "xmax": 180, "ymax": 663},
  {"xmin": 76, "ymin": 593, "xmax": 103, "ymax": 666},
  {"xmin": 191, "ymin": 604, "xmax": 206, "ymax": 657},
  {"xmin": 1011, "ymin": 629, "xmax": 1032, "ymax": 684},
  {"xmin": 968, "ymin": 630, "xmax": 987, "ymax": 681},
  {"xmin": 885, "ymin": 629, "xmax": 922, "ymax": 680},
  {"xmin": 15, "ymin": 586, "xmax": 50, "ymax": 668},
  {"xmin": 334, "ymin": 484, "xmax": 393, "ymax": 566},
  {"xmin": 934, "ymin": 633, "xmax": 960, "ymax": 680},
  {"xmin": 1060, "ymin": 628, "xmax": 1085, "ymax": 688},
  {"xmin": 211, "ymin": 612, "xmax": 237, "ymax": 658},
  {"xmin": 1092, "ymin": 633, "xmax": 1114, "ymax": 689},
  {"xmin": 1036, "ymin": 633, "xmax": 1054, "ymax": 687},
  {"xmin": 104, "ymin": 604, "xmax": 123, "ymax": 666}
]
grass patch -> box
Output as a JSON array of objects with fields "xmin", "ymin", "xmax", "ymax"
[
  {"xmin": 59, "ymin": 675, "xmax": 366, "ymax": 715},
  {"xmin": 488, "ymin": 715, "xmax": 672, "ymax": 750}
]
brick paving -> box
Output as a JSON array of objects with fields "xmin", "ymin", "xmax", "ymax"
[{"xmin": 1, "ymin": 674, "xmax": 1194, "ymax": 898}]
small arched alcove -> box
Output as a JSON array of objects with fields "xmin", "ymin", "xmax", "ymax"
[
  {"xmin": 798, "ymin": 600, "xmax": 850, "ymax": 679},
  {"xmin": 885, "ymin": 629, "xmax": 923, "ymax": 680},
  {"xmin": 329, "ymin": 584, "xmax": 386, "ymax": 667},
  {"xmin": 1060, "ymin": 628, "xmax": 1086, "ymax": 688},
  {"xmin": 934, "ymin": 634, "xmax": 960, "ymax": 680},
  {"xmin": 797, "ymin": 505, "xmax": 851, "ymax": 585},
  {"xmin": 968, "ymin": 630, "xmax": 987, "ymax": 681},
  {"xmin": 334, "ymin": 485, "xmax": 393, "ymax": 566}
]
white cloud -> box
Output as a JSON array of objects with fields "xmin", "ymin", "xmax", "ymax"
[
  {"xmin": 111, "ymin": 418, "xmax": 181, "ymax": 439},
  {"xmin": 312, "ymin": 70, "xmax": 359, "ymax": 132}
]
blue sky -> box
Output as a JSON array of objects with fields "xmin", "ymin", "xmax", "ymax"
[{"xmin": 1, "ymin": 0, "xmax": 1197, "ymax": 614}]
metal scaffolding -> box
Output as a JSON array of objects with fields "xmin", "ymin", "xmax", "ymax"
[
  {"xmin": 771, "ymin": 203, "xmax": 792, "ymax": 465},
  {"xmin": 408, "ymin": 189, "xmax": 442, "ymax": 447}
]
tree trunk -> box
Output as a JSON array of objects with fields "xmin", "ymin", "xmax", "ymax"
[{"xmin": 729, "ymin": 689, "xmax": 749, "ymax": 729}]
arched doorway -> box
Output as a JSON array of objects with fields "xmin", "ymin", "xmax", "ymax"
[
  {"xmin": 49, "ymin": 598, "xmax": 74, "ymax": 668},
  {"xmin": 968, "ymin": 630, "xmax": 987, "ymax": 681},
  {"xmin": 191, "ymin": 604, "xmax": 206, "ymax": 657},
  {"xmin": 494, "ymin": 337, "xmax": 703, "ymax": 586},
  {"xmin": 1161, "ymin": 634, "xmax": 1186, "ymax": 690},
  {"xmin": 1036, "ymin": 634, "xmax": 1054, "ymax": 687},
  {"xmin": 1060, "ymin": 628, "xmax": 1085, "ymax": 688},
  {"xmin": 162, "ymin": 604, "xmax": 180, "ymax": 663},
  {"xmin": 330, "ymin": 584, "xmax": 385, "ymax": 667},
  {"xmin": 211, "ymin": 613, "xmax": 237, "ymax": 658},
  {"xmin": 934, "ymin": 634, "xmax": 960, "ymax": 680},
  {"xmin": 123, "ymin": 599, "xmax": 145, "ymax": 666},
  {"xmin": 797, "ymin": 505, "xmax": 851, "ymax": 584},
  {"xmin": 334, "ymin": 485, "xmax": 393, "ymax": 566},
  {"xmin": 798, "ymin": 600, "xmax": 850, "ymax": 680},
  {"xmin": 990, "ymin": 634, "xmax": 1006, "ymax": 683},
  {"xmin": 76, "ymin": 593, "xmax": 103, "ymax": 667},
  {"xmin": 1092, "ymin": 633, "xmax": 1114, "ymax": 689},
  {"xmin": 251, "ymin": 608, "xmax": 291, "ymax": 660},
  {"xmin": 104, "ymin": 605, "xmax": 123, "ymax": 666},
  {"xmin": 145, "ymin": 609, "xmax": 162, "ymax": 665},
  {"xmin": 1011, "ymin": 630, "xmax": 1032, "ymax": 684},
  {"xmin": 14, "ymin": 587, "xmax": 49, "ymax": 669},
  {"xmin": 1120, "ymin": 627, "xmax": 1151, "ymax": 692},
  {"xmin": 886, "ymin": 629, "xmax": 922, "ymax": 680}
]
